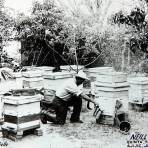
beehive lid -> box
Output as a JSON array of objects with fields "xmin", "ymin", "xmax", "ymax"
[
  {"xmin": 32, "ymin": 66, "xmax": 54, "ymax": 71},
  {"xmin": 13, "ymin": 72, "xmax": 22, "ymax": 78},
  {"xmin": 23, "ymin": 77, "xmax": 43, "ymax": 82},
  {"xmin": 98, "ymin": 71, "xmax": 126, "ymax": 76},
  {"xmin": 84, "ymin": 67, "xmax": 113, "ymax": 73},
  {"xmin": 43, "ymin": 71, "xmax": 73, "ymax": 79},
  {"xmin": 22, "ymin": 71, "xmax": 42, "ymax": 78},
  {"xmin": 2, "ymin": 94, "xmax": 42, "ymax": 105},
  {"xmin": 128, "ymin": 77, "xmax": 148, "ymax": 85}
]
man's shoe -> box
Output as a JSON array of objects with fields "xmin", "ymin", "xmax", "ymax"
[{"xmin": 70, "ymin": 120, "xmax": 83, "ymax": 123}]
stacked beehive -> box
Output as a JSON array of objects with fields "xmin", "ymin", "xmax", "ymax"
[
  {"xmin": 95, "ymin": 71, "xmax": 129, "ymax": 125},
  {"xmin": 22, "ymin": 71, "xmax": 43, "ymax": 89},
  {"xmin": 2, "ymin": 89, "xmax": 43, "ymax": 139},
  {"xmin": 128, "ymin": 77, "xmax": 148, "ymax": 105},
  {"xmin": 83, "ymin": 67, "xmax": 113, "ymax": 95}
]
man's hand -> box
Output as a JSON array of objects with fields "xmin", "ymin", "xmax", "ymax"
[{"xmin": 93, "ymin": 100, "xmax": 100, "ymax": 107}]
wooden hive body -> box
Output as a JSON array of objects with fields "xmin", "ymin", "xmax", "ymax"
[
  {"xmin": 128, "ymin": 77, "xmax": 148, "ymax": 104},
  {"xmin": 2, "ymin": 91, "xmax": 42, "ymax": 132},
  {"xmin": 22, "ymin": 71, "xmax": 43, "ymax": 89},
  {"xmin": 43, "ymin": 71, "xmax": 73, "ymax": 90}
]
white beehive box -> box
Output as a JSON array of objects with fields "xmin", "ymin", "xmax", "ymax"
[
  {"xmin": 84, "ymin": 67, "xmax": 113, "ymax": 81},
  {"xmin": 22, "ymin": 71, "xmax": 43, "ymax": 89},
  {"xmin": 95, "ymin": 73, "xmax": 129, "ymax": 112},
  {"xmin": 94, "ymin": 97, "xmax": 117, "ymax": 116},
  {"xmin": 2, "ymin": 93, "xmax": 42, "ymax": 132},
  {"xmin": 22, "ymin": 71, "xmax": 42, "ymax": 78},
  {"xmin": 43, "ymin": 71, "xmax": 73, "ymax": 90},
  {"xmin": 128, "ymin": 77, "xmax": 148, "ymax": 104},
  {"xmin": 23, "ymin": 77, "xmax": 44, "ymax": 89},
  {"xmin": 83, "ymin": 67, "xmax": 114, "ymax": 95},
  {"xmin": 13, "ymin": 72, "xmax": 23, "ymax": 89},
  {"xmin": 97, "ymin": 71, "xmax": 127, "ymax": 83},
  {"xmin": 32, "ymin": 66, "xmax": 54, "ymax": 75}
]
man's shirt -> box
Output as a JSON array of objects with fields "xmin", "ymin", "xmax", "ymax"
[{"xmin": 56, "ymin": 78, "xmax": 82, "ymax": 101}]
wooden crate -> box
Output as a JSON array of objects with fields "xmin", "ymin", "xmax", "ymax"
[{"xmin": 2, "ymin": 90, "xmax": 43, "ymax": 139}]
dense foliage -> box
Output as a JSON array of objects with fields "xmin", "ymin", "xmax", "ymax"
[{"xmin": 15, "ymin": 0, "xmax": 105, "ymax": 68}]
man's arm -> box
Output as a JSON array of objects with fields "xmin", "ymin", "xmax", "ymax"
[{"xmin": 80, "ymin": 93, "xmax": 99, "ymax": 106}]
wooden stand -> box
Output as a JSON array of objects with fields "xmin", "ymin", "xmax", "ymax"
[{"xmin": 2, "ymin": 127, "xmax": 43, "ymax": 141}]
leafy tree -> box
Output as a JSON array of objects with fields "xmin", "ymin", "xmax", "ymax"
[
  {"xmin": 111, "ymin": 0, "xmax": 148, "ymax": 72},
  {"xmin": 0, "ymin": 7, "xmax": 15, "ymax": 66},
  {"xmin": 16, "ymin": 0, "xmax": 69, "ymax": 69},
  {"xmin": 16, "ymin": 0, "xmax": 105, "ymax": 69}
]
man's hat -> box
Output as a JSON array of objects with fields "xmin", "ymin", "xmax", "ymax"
[{"xmin": 75, "ymin": 71, "xmax": 89, "ymax": 80}]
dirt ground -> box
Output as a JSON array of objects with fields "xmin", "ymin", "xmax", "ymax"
[{"xmin": 1, "ymin": 108, "xmax": 148, "ymax": 148}]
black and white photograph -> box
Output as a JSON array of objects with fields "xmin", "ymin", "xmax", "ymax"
[{"xmin": 0, "ymin": 0, "xmax": 148, "ymax": 147}]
